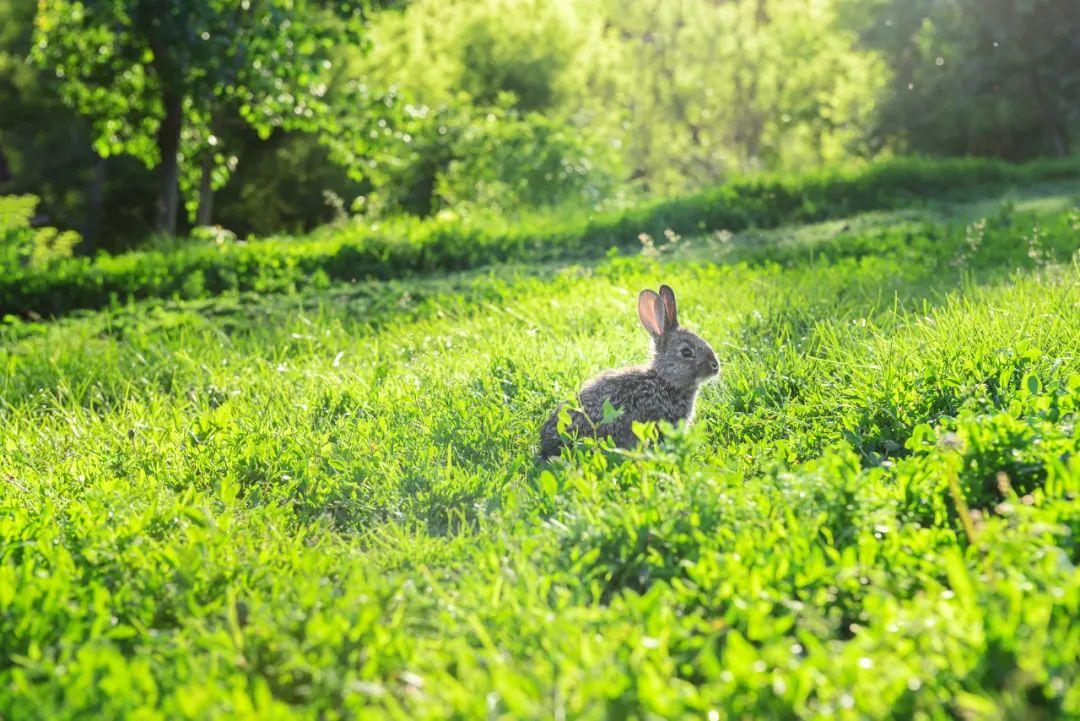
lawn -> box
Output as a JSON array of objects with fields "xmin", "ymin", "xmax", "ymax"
[{"xmin": 1, "ymin": 181, "xmax": 1079, "ymax": 719}]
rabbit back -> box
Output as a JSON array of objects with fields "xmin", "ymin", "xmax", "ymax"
[{"xmin": 539, "ymin": 366, "xmax": 697, "ymax": 459}]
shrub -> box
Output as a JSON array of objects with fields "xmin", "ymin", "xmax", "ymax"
[
  {"xmin": 0, "ymin": 195, "xmax": 81, "ymax": 271},
  {"xmin": 352, "ymin": 100, "xmax": 617, "ymax": 218},
  {"xmin": 436, "ymin": 106, "xmax": 618, "ymax": 214}
]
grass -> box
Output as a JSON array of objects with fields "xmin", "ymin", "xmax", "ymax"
[
  {"xmin": 3, "ymin": 155, "xmax": 1080, "ymax": 320},
  {"xmin": 1, "ymin": 183, "xmax": 1079, "ymax": 719}
]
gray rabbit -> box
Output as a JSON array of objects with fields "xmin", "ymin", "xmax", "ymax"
[{"xmin": 539, "ymin": 284, "xmax": 718, "ymax": 460}]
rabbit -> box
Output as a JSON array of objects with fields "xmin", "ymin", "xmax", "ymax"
[{"xmin": 539, "ymin": 284, "xmax": 719, "ymax": 460}]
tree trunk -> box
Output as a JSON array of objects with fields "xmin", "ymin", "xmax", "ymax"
[
  {"xmin": 83, "ymin": 152, "xmax": 106, "ymax": 253},
  {"xmin": 0, "ymin": 142, "xmax": 11, "ymax": 186},
  {"xmin": 196, "ymin": 153, "xmax": 214, "ymax": 227},
  {"xmin": 155, "ymin": 90, "xmax": 183, "ymax": 236},
  {"xmin": 1027, "ymin": 69, "xmax": 1071, "ymax": 158},
  {"xmin": 755, "ymin": 0, "xmax": 768, "ymax": 25},
  {"xmin": 1048, "ymin": 123, "xmax": 1069, "ymax": 157}
]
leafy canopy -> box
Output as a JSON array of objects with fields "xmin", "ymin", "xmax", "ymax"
[{"xmin": 32, "ymin": 0, "xmax": 364, "ymax": 207}]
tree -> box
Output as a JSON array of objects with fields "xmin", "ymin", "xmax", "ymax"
[
  {"xmin": 32, "ymin": 0, "xmax": 368, "ymax": 235},
  {"xmin": 839, "ymin": 0, "xmax": 1080, "ymax": 159},
  {"xmin": 583, "ymin": 0, "xmax": 882, "ymax": 191},
  {"xmin": 1, "ymin": 0, "xmax": 107, "ymax": 246}
]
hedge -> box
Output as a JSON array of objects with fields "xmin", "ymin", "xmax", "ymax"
[{"xmin": 3, "ymin": 155, "xmax": 1079, "ymax": 318}]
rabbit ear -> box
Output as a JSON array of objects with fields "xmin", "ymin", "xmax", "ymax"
[
  {"xmin": 658, "ymin": 284, "xmax": 678, "ymax": 331},
  {"xmin": 638, "ymin": 290, "xmax": 665, "ymax": 338}
]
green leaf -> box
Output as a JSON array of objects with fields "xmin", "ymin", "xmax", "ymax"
[
  {"xmin": 905, "ymin": 422, "xmax": 933, "ymax": 450},
  {"xmin": 601, "ymin": 398, "xmax": 623, "ymax": 425},
  {"xmin": 537, "ymin": 470, "xmax": 557, "ymax": 499},
  {"xmin": 556, "ymin": 406, "xmax": 573, "ymax": 435},
  {"xmin": 1024, "ymin": 373, "xmax": 1041, "ymax": 395}
]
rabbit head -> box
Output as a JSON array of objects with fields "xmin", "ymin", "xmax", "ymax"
[{"xmin": 638, "ymin": 284, "xmax": 719, "ymax": 389}]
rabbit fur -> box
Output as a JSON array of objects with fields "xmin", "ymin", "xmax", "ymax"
[{"xmin": 539, "ymin": 284, "xmax": 718, "ymax": 460}]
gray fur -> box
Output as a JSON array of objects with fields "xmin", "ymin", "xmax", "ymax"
[{"xmin": 539, "ymin": 284, "xmax": 719, "ymax": 460}]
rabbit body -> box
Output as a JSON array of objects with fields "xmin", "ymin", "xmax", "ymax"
[
  {"xmin": 539, "ymin": 285, "xmax": 718, "ymax": 460},
  {"xmin": 539, "ymin": 363, "xmax": 699, "ymax": 459}
]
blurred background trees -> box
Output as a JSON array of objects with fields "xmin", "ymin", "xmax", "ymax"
[
  {"xmin": 1, "ymin": 0, "xmax": 1077, "ymax": 251},
  {"xmin": 840, "ymin": 0, "xmax": 1079, "ymax": 159}
]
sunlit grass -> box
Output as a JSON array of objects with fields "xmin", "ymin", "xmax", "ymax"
[{"xmin": 1, "ymin": 192, "xmax": 1078, "ymax": 718}]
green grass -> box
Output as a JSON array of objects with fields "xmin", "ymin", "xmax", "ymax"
[
  {"xmin": 1, "ymin": 187, "xmax": 1079, "ymax": 719},
  {"xmin": 4, "ymin": 155, "xmax": 1080, "ymax": 320}
]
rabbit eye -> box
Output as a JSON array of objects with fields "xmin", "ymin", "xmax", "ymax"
[{"xmin": 680, "ymin": 347, "xmax": 693, "ymax": 358}]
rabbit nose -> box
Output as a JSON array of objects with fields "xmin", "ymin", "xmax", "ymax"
[{"xmin": 709, "ymin": 358, "xmax": 719, "ymax": 372}]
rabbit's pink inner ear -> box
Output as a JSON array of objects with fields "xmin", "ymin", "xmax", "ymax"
[
  {"xmin": 638, "ymin": 290, "xmax": 664, "ymax": 337},
  {"xmin": 659, "ymin": 285, "xmax": 678, "ymax": 330}
]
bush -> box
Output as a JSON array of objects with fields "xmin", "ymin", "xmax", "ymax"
[
  {"xmin": 350, "ymin": 100, "xmax": 617, "ymax": 218},
  {"xmin": 436, "ymin": 106, "xmax": 618, "ymax": 214},
  {"xmin": 0, "ymin": 195, "xmax": 81, "ymax": 271}
]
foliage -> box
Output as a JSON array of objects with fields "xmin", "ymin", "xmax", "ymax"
[
  {"xmin": 435, "ymin": 106, "xmax": 618, "ymax": 214},
  {"xmin": 30, "ymin": 0, "xmax": 369, "ymax": 233},
  {"xmin": 212, "ymin": 129, "xmax": 367, "ymax": 237},
  {"xmin": 5, "ymin": 0, "xmax": 1080, "ymax": 247},
  {"xmin": 840, "ymin": 0, "xmax": 1080, "ymax": 158},
  {"xmin": 0, "ymin": 0, "xmax": 105, "ymax": 242},
  {"xmin": 1, "ymin": 156, "xmax": 1078, "ymax": 319},
  {"xmin": 329, "ymin": 97, "xmax": 619, "ymax": 217},
  {"xmin": 0, "ymin": 195, "xmax": 81, "ymax": 270},
  {"xmin": 2, "ymin": 0, "xmax": 360, "ymax": 249},
  {"xmin": 359, "ymin": 0, "xmax": 595, "ymax": 113},
  {"xmin": 360, "ymin": 0, "xmax": 885, "ymax": 197},
  {"xmin": 1, "ymin": 180, "xmax": 1079, "ymax": 718},
  {"xmin": 592, "ymin": 0, "xmax": 885, "ymax": 190}
]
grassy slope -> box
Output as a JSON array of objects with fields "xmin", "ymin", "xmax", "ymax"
[
  {"xmin": 4, "ymin": 157, "xmax": 1080, "ymax": 320},
  {"xmin": 1, "ymin": 187, "xmax": 1079, "ymax": 719}
]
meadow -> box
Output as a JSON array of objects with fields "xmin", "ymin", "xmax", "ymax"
[{"xmin": 1, "ymin": 174, "xmax": 1079, "ymax": 719}]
